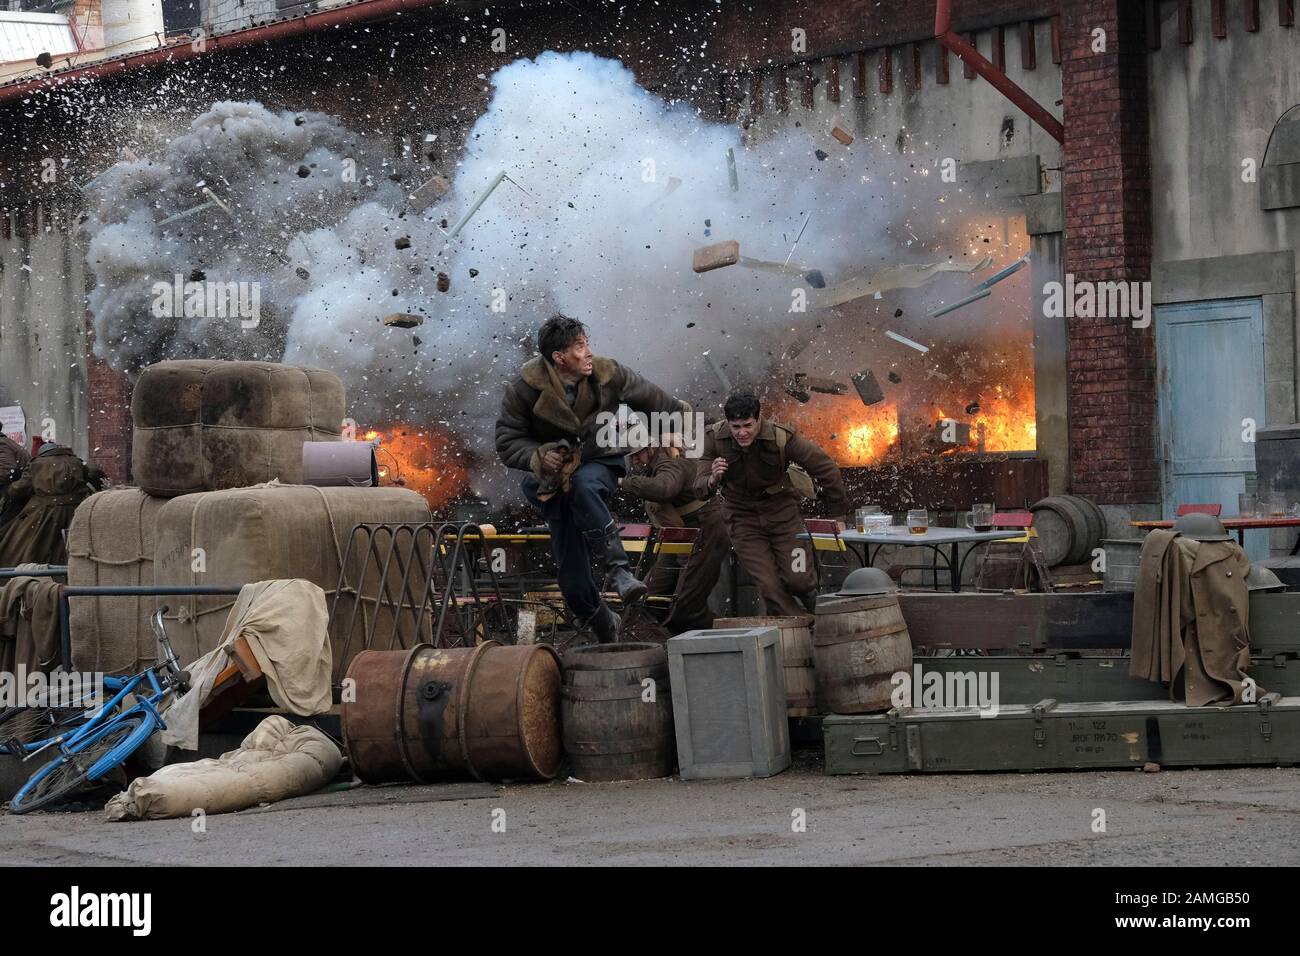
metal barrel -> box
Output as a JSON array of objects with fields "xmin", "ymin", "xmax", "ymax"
[
  {"xmin": 561, "ymin": 643, "xmax": 674, "ymax": 782},
  {"xmin": 341, "ymin": 641, "xmax": 562, "ymax": 784},
  {"xmin": 812, "ymin": 593, "xmax": 913, "ymax": 714}
]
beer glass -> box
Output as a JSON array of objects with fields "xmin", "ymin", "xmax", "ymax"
[{"xmin": 907, "ymin": 509, "xmax": 929, "ymax": 535}]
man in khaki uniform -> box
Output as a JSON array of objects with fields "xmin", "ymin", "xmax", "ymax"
[
  {"xmin": 621, "ymin": 436, "xmax": 729, "ymax": 634},
  {"xmin": 0, "ymin": 432, "xmax": 31, "ymax": 528},
  {"xmin": 695, "ymin": 389, "xmax": 847, "ymax": 616}
]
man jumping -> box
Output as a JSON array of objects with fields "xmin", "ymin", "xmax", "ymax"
[{"xmin": 496, "ymin": 315, "xmax": 692, "ymax": 643}]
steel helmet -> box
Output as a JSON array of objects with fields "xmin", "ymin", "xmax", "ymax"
[{"xmin": 1172, "ymin": 512, "xmax": 1232, "ymax": 542}]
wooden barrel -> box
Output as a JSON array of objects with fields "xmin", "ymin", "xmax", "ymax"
[
  {"xmin": 812, "ymin": 594, "xmax": 913, "ymax": 714},
  {"xmin": 715, "ymin": 615, "xmax": 817, "ymax": 717},
  {"xmin": 1101, "ymin": 537, "xmax": 1143, "ymax": 592},
  {"xmin": 341, "ymin": 642, "xmax": 562, "ymax": 784},
  {"xmin": 1030, "ymin": 495, "xmax": 1103, "ymax": 566},
  {"xmin": 561, "ymin": 643, "xmax": 674, "ymax": 781}
]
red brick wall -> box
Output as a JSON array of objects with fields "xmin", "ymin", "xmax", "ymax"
[
  {"xmin": 1059, "ymin": 0, "xmax": 1157, "ymax": 504},
  {"xmin": 85, "ymin": 315, "xmax": 131, "ymax": 485}
]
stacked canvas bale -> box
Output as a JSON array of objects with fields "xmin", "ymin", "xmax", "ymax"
[
  {"xmin": 67, "ymin": 488, "xmax": 169, "ymax": 675},
  {"xmin": 69, "ymin": 360, "xmax": 385, "ymax": 676},
  {"xmin": 131, "ymin": 360, "xmax": 344, "ymax": 497},
  {"xmin": 152, "ymin": 484, "xmax": 432, "ymax": 678}
]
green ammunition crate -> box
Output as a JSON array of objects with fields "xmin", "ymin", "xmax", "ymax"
[
  {"xmin": 823, "ymin": 694, "xmax": 1300, "ymax": 774},
  {"xmin": 913, "ymin": 655, "xmax": 1300, "ymax": 704}
]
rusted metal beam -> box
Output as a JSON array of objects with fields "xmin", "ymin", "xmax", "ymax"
[
  {"xmin": 1179, "ymin": 0, "xmax": 1194, "ymax": 43},
  {"xmin": 995, "ymin": 24, "xmax": 1007, "ymax": 71},
  {"xmin": 826, "ymin": 56, "xmax": 840, "ymax": 102},
  {"xmin": 1050, "ymin": 14, "xmax": 1062, "ymax": 62},
  {"xmin": 911, "ymin": 43, "xmax": 922, "ymax": 87},
  {"xmin": 937, "ymin": 43, "xmax": 950, "ymax": 84},
  {"xmin": 1283, "ymin": 0, "xmax": 1296, "ymax": 28},
  {"xmin": 934, "ymin": 0, "xmax": 1063, "ymax": 143},
  {"xmin": 879, "ymin": 47, "xmax": 893, "ymax": 93},
  {"xmin": 775, "ymin": 66, "xmax": 790, "ymax": 111},
  {"xmin": 1245, "ymin": 0, "xmax": 1261, "ymax": 32},
  {"xmin": 853, "ymin": 51, "xmax": 867, "ymax": 97}
]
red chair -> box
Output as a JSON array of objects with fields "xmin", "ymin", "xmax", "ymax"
[{"xmin": 1176, "ymin": 503, "xmax": 1222, "ymax": 517}]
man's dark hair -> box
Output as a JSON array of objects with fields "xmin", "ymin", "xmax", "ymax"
[
  {"xmin": 724, "ymin": 389, "xmax": 762, "ymax": 422},
  {"xmin": 538, "ymin": 315, "xmax": 588, "ymax": 364}
]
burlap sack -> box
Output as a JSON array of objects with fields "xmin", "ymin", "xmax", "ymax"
[
  {"xmin": 104, "ymin": 716, "xmax": 342, "ymax": 821},
  {"xmin": 152, "ymin": 484, "xmax": 431, "ymax": 680},
  {"xmin": 67, "ymin": 488, "xmax": 167, "ymax": 675},
  {"xmin": 132, "ymin": 360, "xmax": 345, "ymax": 497}
]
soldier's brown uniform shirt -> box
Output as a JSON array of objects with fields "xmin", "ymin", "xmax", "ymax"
[
  {"xmin": 694, "ymin": 418, "xmax": 847, "ymax": 617},
  {"xmin": 621, "ymin": 449, "xmax": 729, "ymax": 633}
]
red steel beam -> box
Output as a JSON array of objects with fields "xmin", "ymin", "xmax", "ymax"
[
  {"xmin": 0, "ymin": 0, "xmax": 449, "ymax": 104},
  {"xmin": 934, "ymin": 0, "xmax": 1063, "ymax": 143}
]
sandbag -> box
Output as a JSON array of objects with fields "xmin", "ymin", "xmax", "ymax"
[
  {"xmin": 132, "ymin": 360, "xmax": 345, "ymax": 497},
  {"xmin": 67, "ymin": 488, "xmax": 167, "ymax": 675},
  {"xmin": 104, "ymin": 716, "xmax": 342, "ymax": 821},
  {"xmin": 153, "ymin": 483, "xmax": 432, "ymax": 679}
]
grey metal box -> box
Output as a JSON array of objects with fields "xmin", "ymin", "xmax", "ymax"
[
  {"xmin": 824, "ymin": 695, "xmax": 1300, "ymax": 775},
  {"xmin": 667, "ymin": 627, "xmax": 790, "ymax": 779}
]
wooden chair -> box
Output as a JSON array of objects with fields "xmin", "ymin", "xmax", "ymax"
[
  {"xmin": 803, "ymin": 518, "xmax": 857, "ymax": 589},
  {"xmin": 1176, "ymin": 503, "xmax": 1222, "ymax": 517},
  {"xmin": 973, "ymin": 511, "xmax": 1051, "ymax": 592},
  {"xmin": 628, "ymin": 525, "xmax": 702, "ymax": 637},
  {"xmin": 198, "ymin": 634, "xmax": 267, "ymax": 730}
]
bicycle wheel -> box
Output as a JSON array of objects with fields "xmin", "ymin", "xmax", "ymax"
[
  {"xmin": 0, "ymin": 706, "xmax": 88, "ymax": 749},
  {"xmin": 7, "ymin": 715, "xmax": 147, "ymax": 814}
]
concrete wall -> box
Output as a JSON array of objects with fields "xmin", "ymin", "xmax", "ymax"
[
  {"xmin": 1148, "ymin": 1, "xmax": 1300, "ymax": 428},
  {"xmin": 0, "ymin": 205, "xmax": 90, "ymax": 458},
  {"xmin": 1147, "ymin": 1, "xmax": 1300, "ymax": 553}
]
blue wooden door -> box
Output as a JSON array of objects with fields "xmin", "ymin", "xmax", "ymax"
[{"xmin": 1156, "ymin": 298, "xmax": 1266, "ymax": 558}]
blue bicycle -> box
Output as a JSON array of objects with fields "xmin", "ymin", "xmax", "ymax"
[{"xmin": 0, "ymin": 606, "xmax": 190, "ymax": 814}]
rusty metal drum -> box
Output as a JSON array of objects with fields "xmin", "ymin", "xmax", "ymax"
[
  {"xmin": 812, "ymin": 593, "xmax": 913, "ymax": 714},
  {"xmin": 342, "ymin": 642, "xmax": 562, "ymax": 784}
]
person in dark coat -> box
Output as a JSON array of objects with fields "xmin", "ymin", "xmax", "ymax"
[
  {"xmin": 0, "ymin": 432, "xmax": 31, "ymax": 529},
  {"xmin": 0, "ymin": 443, "xmax": 106, "ymax": 567},
  {"xmin": 696, "ymin": 389, "xmax": 848, "ymax": 616},
  {"xmin": 495, "ymin": 315, "xmax": 692, "ymax": 643},
  {"xmin": 621, "ymin": 436, "xmax": 729, "ymax": 634}
]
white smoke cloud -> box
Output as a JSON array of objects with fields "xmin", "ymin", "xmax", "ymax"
[{"xmin": 84, "ymin": 52, "xmax": 1017, "ymax": 500}]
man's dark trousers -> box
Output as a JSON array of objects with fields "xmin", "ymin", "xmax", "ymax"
[{"xmin": 522, "ymin": 460, "xmax": 622, "ymax": 621}]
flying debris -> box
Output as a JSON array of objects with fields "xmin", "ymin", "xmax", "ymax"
[
  {"xmin": 693, "ymin": 240, "xmax": 740, "ymax": 273},
  {"xmin": 851, "ymin": 370, "xmax": 885, "ymax": 406},
  {"xmin": 831, "ymin": 126, "xmax": 854, "ymax": 146},
  {"xmin": 813, "ymin": 256, "xmax": 991, "ymax": 309},
  {"xmin": 383, "ymin": 313, "xmax": 424, "ymax": 329},
  {"xmin": 927, "ymin": 256, "xmax": 1029, "ymax": 317},
  {"xmin": 884, "ymin": 330, "xmax": 930, "ymax": 353}
]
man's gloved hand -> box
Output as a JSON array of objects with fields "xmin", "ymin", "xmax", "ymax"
[{"xmin": 540, "ymin": 448, "xmax": 567, "ymax": 475}]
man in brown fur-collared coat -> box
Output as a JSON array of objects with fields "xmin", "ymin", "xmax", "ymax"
[{"xmin": 495, "ymin": 316, "xmax": 692, "ymax": 643}]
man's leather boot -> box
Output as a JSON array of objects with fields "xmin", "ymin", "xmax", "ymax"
[{"xmin": 583, "ymin": 520, "xmax": 648, "ymax": 604}]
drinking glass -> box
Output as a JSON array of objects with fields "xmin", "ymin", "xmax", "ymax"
[
  {"xmin": 907, "ymin": 509, "xmax": 929, "ymax": 535},
  {"xmin": 965, "ymin": 503, "xmax": 995, "ymax": 533},
  {"xmin": 1238, "ymin": 493, "xmax": 1257, "ymax": 519},
  {"xmin": 1270, "ymin": 492, "xmax": 1288, "ymax": 517}
]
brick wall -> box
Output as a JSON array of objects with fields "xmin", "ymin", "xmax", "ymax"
[
  {"xmin": 85, "ymin": 315, "xmax": 131, "ymax": 485},
  {"xmin": 1059, "ymin": 0, "xmax": 1156, "ymax": 504}
]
